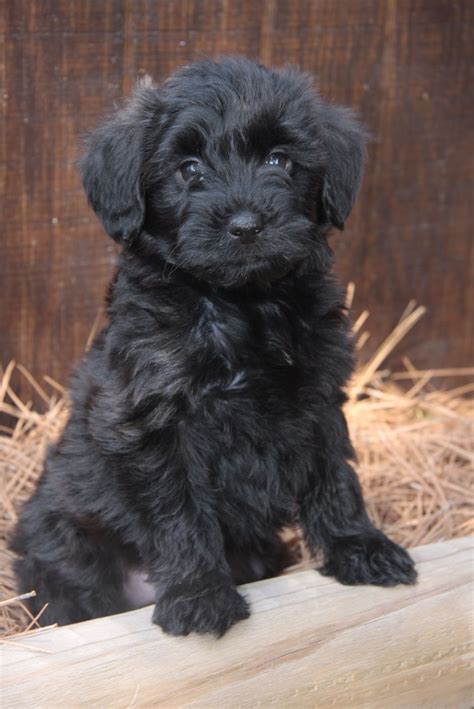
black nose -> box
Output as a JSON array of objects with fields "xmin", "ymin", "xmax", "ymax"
[{"xmin": 228, "ymin": 211, "xmax": 264, "ymax": 244}]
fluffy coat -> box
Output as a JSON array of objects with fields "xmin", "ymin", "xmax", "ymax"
[{"xmin": 12, "ymin": 58, "xmax": 416, "ymax": 636}]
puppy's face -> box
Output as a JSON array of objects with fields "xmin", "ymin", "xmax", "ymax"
[{"xmin": 81, "ymin": 58, "xmax": 366, "ymax": 287}]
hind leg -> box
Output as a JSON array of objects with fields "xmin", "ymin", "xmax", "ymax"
[
  {"xmin": 11, "ymin": 501, "xmax": 130, "ymax": 625},
  {"xmin": 14, "ymin": 556, "xmax": 92, "ymax": 625}
]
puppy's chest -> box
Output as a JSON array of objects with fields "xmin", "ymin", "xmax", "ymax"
[{"xmin": 186, "ymin": 298, "xmax": 308, "ymax": 407}]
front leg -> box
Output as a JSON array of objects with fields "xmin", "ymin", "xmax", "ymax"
[
  {"xmin": 141, "ymin": 481, "xmax": 249, "ymax": 637},
  {"xmin": 300, "ymin": 411, "xmax": 417, "ymax": 587},
  {"xmin": 153, "ymin": 567, "xmax": 249, "ymax": 638}
]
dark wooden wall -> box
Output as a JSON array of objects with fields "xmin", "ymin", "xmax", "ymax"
[{"xmin": 1, "ymin": 0, "xmax": 473, "ymax": 396}]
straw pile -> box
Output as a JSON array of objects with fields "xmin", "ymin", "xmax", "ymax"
[{"xmin": 1, "ymin": 295, "xmax": 473, "ymax": 639}]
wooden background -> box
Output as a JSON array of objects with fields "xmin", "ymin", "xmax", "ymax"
[{"xmin": 1, "ymin": 0, "xmax": 473, "ymax": 398}]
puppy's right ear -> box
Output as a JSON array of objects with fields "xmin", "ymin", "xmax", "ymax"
[{"xmin": 80, "ymin": 78, "xmax": 159, "ymax": 244}]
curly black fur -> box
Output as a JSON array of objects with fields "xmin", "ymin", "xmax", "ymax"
[{"xmin": 11, "ymin": 57, "xmax": 416, "ymax": 637}]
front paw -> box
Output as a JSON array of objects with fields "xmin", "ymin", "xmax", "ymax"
[
  {"xmin": 320, "ymin": 533, "xmax": 417, "ymax": 587},
  {"xmin": 153, "ymin": 577, "xmax": 250, "ymax": 637}
]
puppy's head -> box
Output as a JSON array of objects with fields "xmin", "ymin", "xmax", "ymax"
[{"xmin": 81, "ymin": 58, "xmax": 367, "ymax": 287}]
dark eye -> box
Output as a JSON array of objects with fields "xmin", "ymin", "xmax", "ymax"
[
  {"xmin": 179, "ymin": 159, "xmax": 204, "ymax": 182},
  {"xmin": 264, "ymin": 152, "xmax": 291, "ymax": 171}
]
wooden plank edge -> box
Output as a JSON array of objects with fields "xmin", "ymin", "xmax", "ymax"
[{"xmin": 1, "ymin": 536, "xmax": 473, "ymax": 708}]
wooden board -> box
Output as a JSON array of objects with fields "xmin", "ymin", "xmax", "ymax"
[
  {"xmin": 1, "ymin": 537, "xmax": 473, "ymax": 708},
  {"xmin": 1, "ymin": 2, "xmax": 473, "ymax": 400}
]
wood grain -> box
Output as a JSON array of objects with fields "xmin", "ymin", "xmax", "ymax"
[
  {"xmin": 1, "ymin": 1, "xmax": 473, "ymax": 399},
  {"xmin": 1, "ymin": 537, "xmax": 473, "ymax": 708}
]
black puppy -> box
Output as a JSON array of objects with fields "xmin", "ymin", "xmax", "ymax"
[{"xmin": 12, "ymin": 58, "xmax": 416, "ymax": 636}]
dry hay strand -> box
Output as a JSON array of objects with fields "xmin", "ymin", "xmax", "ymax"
[
  {"xmin": 0, "ymin": 362, "xmax": 67, "ymax": 637},
  {"xmin": 348, "ymin": 299, "xmax": 473, "ymax": 550},
  {"xmin": 1, "ymin": 299, "xmax": 473, "ymax": 635}
]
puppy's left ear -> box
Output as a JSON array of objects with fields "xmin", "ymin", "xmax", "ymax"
[
  {"xmin": 319, "ymin": 105, "xmax": 368, "ymax": 230},
  {"xmin": 79, "ymin": 78, "xmax": 159, "ymax": 244}
]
